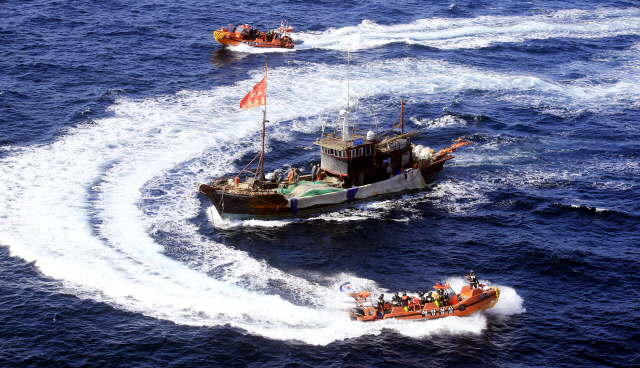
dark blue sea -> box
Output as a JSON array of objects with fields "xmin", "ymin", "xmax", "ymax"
[{"xmin": 2, "ymin": 0, "xmax": 640, "ymax": 366}]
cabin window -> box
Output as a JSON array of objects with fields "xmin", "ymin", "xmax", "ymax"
[
  {"xmin": 350, "ymin": 149, "xmax": 355, "ymax": 157},
  {"xmin": 366, "ymin": 146, "xmax": 371, "ymax": 155},
  {"xmin": 358, "ymin": 148, "xmax": 363, "ymax": 156},
  {"xmin": 340, "ymin": 150, "xmax": 345, "ymax": 158}
]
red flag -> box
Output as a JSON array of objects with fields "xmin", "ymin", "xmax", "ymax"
[{"xmin": 239, "ymin": 77, "xmax": 267, "ymax": 109}]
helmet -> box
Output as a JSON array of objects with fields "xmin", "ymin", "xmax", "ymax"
[
  {"xmin": 379, "ymin": 294, "xmax": 384, "ymax": 299},
  {"xmin": 470, "ymin": 270, "xmax": 475, "ymax": 274},
  {"xmin": 402, "ymin": 292, "xmax": 407, "ymax": 296}
]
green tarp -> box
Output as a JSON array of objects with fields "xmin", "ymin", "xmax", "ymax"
[{"xmin": 277, "ymin": 181, "xmax": 344, "ymax": 198}]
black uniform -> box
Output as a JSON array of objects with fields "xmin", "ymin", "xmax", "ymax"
[
  {"xmin": 418, "ymin": 291, "xmax": 426, "ymax": 307},
  {"xmin": 377, "ymin": 295, "xmax": 385, "ymax": 312},
  {"xmin": 425, "ymin": 291, "xmax": 435, "ymax": 303},
  {"xmin": 467, "ymin": 270, "xmax": 479, "ymax": 289},
  {"xmin": 441, "ymin": 291, "xmax": 450, "ymax": 306},
  {"xmin": 401, "ymin": 293, "xmax": 410, "ymax": 308},
  {"xmin": 391, "ymin": 293, "xmax": 400, "ymax": 307}
]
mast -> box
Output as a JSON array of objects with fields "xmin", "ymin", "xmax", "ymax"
[
  {"xmin": 347, "ymin": 50, "xmax": 349, "ymax": 136},
  {"xmin": 258, "ymin": 59, "xmax": 267, "ymax": 181},
  {"xmin": 401, "ymin": 98, "xmax": 405, "ymax": 135},
  {"xmin": 342, "ymin": 51, "xmax": 350, "ymax": 142},
  {"xmin": 401, "ymin": 83, "xmax": 405, "ymax": 135}
]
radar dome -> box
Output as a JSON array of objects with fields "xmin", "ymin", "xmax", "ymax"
[{"xmin": 366, "ymin": 130, "xmax": 376, "ymax": 140}]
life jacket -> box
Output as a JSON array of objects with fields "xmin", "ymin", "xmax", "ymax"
[{"xmin": 287, "ymin": 170, "xmax": 295, "ymax": 181}]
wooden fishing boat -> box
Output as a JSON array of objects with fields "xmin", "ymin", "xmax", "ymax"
[
  {"xmin": 346, "ymin": 273, "xmax": 500, "ymax": 322},
  {"xmin": 213, "ymin": 23, "xmax": 295, "ymax": 49},
  {"xmin": 197, "ymin": 62, "xmax": 470, "ymax": 219}
]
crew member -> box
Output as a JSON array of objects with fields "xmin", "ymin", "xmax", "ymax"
[
  {"xmin": 377, "ymin": 294, "xmax": 385, "ymax": 314},
  {"xmin": 311, "ymin": 164, "xmax": 317, "ymax": 182},
  {"xmin": 316, "ymin": 168, "xmax": 322, "ymax": 181},
  {"xmin": 287, "ymin": 167, "xmax": 295, "ymax": 182},
  {"xmin": 294, "ymin": 168, "xmax": 301, "ymax": 183},
  {"xmin": 425, "ymin": 291, "xmax": 435, "ymax": 303},
  {"xmin": 466, "ymin": 270, "xmax": 479, "ymax": 289},
  {"xmin": 436, "ymin": 289, "xmax": 444, "ymax": 305},
  {"xmin": 401, "ymin": 292, "xmax": 410, "ymax": 312},
  {"xmin": 418, "ymin": 291, "xmax": 426, "ymax": 307},
  {"xmin": 441, "ymin": 291, "xmax": 450, "ymax": 306},
  {"xmin": 391, "ymin": 292, "xmax": 400, "ymax": 307}
]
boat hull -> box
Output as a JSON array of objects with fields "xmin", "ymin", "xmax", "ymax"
[
  {"xmin": 215, "ymin": 32, "xmax": 294, "ymax": 49},
  {"xmin": 352, "ymin": 287, "xmax": 499, "ymax": 322},
  {"xmin": 198, "ymin": 156, "xmax": 452, "ymax": 218},
  {"xmin": 199, "ymin": 185, "xmax": 290, "ymax": 217}
]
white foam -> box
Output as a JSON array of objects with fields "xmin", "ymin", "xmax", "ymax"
[
  {"xmin": 225, "ymin": 43, "xmax": 294, "ymax": 54},
  {"xmin": 412, "ymin": 115, "xmax": 467, "ymax": 128},
  {"xmin": 296, "ymin": 8, "xmax": 640, "ymax": 51}
]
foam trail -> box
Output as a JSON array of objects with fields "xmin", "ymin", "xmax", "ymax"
[
  {"xmin": 10, "ymin": 51, "xmax": 638, "ymax": 343},
  {"xmin": 223, "ymin": 42, "xmax": 294, "ymax": 54},
  {"xmin": 296, "ymin": 8, "xmax": 640, "ymax": 51}
]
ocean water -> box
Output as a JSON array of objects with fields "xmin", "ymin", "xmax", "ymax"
[{"xmin": 1, "ymin": 0, "xmax": 639, "ymax": 366}]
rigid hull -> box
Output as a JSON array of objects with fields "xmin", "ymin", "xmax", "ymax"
[
  {"xmin": 217, "ymin": 34, "xmax": 294, "ymax": 49},
  {"xmin": 213, "ymin": 24, "xmax": 295, "ymax": 49},
  {"xmin": 349, "ymin": 286, "xmax": 500, "ymax": 322}
]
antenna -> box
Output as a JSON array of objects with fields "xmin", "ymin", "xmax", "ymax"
[
  {"xmin": 320, "ymin": 114, "xmax": 328, "ymax": 139},
  {"xmin": 371, "ymin": 106, "xmax": 379, "ymax": 136},
  {"xmin": 347, "ymin": 50, "xmax": 350, "ymax": 128},
  {"xmin": 352, "ymin": 102, "xmax": 357, "ymax": 134}
]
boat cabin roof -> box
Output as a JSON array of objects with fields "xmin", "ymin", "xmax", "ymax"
[{"xmin": 314, "ymin": 134, "xmax": 378, "ymax": 150}]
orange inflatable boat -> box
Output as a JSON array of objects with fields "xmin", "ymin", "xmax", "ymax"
[
  {"xmin": 346, "ymin": 275, "xmax": 499, "ymax": 322},
  {"xmin": 213, "ymin": 23, "xmax": 295, "ymax": 49}
]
